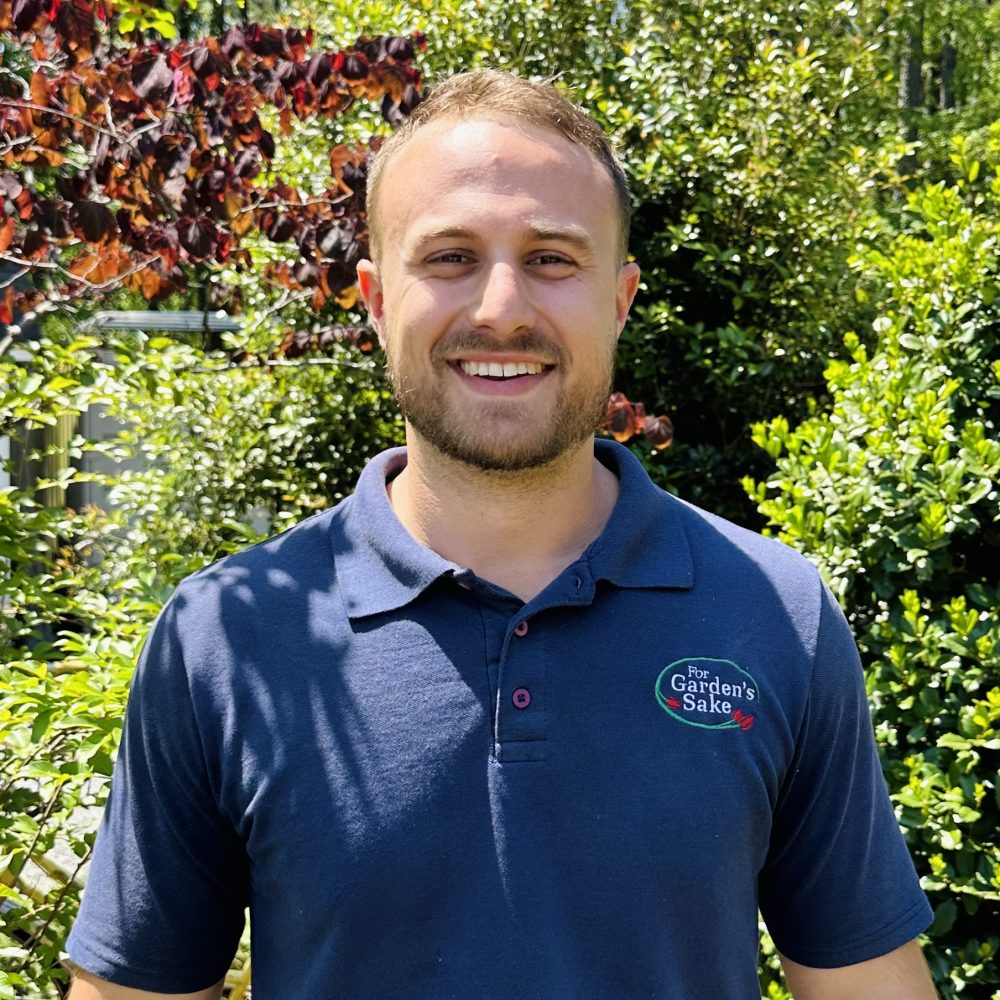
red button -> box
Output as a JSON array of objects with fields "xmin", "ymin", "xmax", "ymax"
[
  {"xmin": 512, "ymin": 687, "xmax": 531, "ymax": 709},
  {"xmin": 514, "ymin": 620, "xmax": 529, "ymax": 636}
]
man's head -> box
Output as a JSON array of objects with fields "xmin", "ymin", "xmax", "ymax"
[
  {"xmin": 366, "ymin": 70, "xmax": 632, "ymax": 266},
  {"xmin": 357, "ymin": 70, "xmax": 640, "ymax": 473}
]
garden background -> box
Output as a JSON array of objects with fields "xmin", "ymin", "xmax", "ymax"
[{"xmin": 1, "ymin": 0, "xmax": 998, "ymax": 996}]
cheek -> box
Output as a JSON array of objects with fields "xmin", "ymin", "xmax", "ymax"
[{"xmin": 387, "ymin": 282, "xmax": 458, "ymax": 335}]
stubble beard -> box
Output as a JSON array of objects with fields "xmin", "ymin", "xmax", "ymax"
[{"xmin": 384, "ymin": 330, "xmax": 616, "ymax": 473}]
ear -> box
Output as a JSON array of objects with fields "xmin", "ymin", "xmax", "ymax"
[
  {"xmin": 357, "ymin": 259, "xmax": 386, "ymax": 346},
  {"xmin": 615, "ymin": 261, "xmax": 641, "ymax": 338}
]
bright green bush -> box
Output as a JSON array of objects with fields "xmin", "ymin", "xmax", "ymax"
[{"xmin": 746, "ymin": 155, "xmax": 1000, "ymax": 998}]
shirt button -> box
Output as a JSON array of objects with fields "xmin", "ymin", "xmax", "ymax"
[
  {"xmin": 512, "ymin": 687, "xmax": 531, "ymax": 709},
  {"xmin": 514, "ymin": 620, "xmax": 529, "ymax": 637}
]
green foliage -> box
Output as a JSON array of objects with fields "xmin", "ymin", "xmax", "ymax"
[
  {"xmin": 588, "ymin": 0, "xmax": 902, "ymax": 521},
  {"xmin": 0, "ymin": 340, "xmax": 151, "ymax": 1000},
  {"xmin": 747, "ymin": 157, "xmax": 1000, "ymax": 998},
  {"xmin": 93, "ymin": 332, "xmax": 402, "ymax": 588}
]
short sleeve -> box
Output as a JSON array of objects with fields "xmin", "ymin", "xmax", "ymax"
[
  {"xmin": 66, "ymin": 594, "xmax": 248, "ymax": 993},
  {"xmin": 758, "ymin": 583, "xmax": 932, "ymax": 967}
]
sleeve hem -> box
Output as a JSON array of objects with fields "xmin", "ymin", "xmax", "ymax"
[
  {"xmin": 66, "ymin": 935, "xmax": 229, "ymax": 994},
  {"xmin": 772, "ymin": 894, "xmax": 933, "ymax": 969}
]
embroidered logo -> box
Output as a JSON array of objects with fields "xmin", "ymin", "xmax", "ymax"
[{"xmin": 655, "ymin": 657, "xmax": 759, "ymax": 731}]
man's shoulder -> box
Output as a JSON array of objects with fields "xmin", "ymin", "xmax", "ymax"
[
  {"xmin": 182, "ymin": 502, "xmax": 346, "ymax": 592},
  {"xmin": 677, "ymin": 492, "xmax": 814, "ymax": 569},
  {"xmin": 658, "ymin": 488, "xmax": 826, "ymax": 610}
]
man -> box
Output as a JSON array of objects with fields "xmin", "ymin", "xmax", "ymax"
[{"xmin": 67, "ymin": 70, "xmax": 937, "ymax": 999}]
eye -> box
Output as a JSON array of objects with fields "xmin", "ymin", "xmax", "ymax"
[
  {"xmin": 427, "ymin": 251, "xmax": 473, "ymax": 265},
  {"xmin": 527, "ymin": 252, "xmax": 576, "ymax": 271}
]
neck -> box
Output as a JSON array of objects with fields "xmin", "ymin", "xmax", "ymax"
[{"xmin": 389, "ymin": 432, "xmax": 619, "ymax": 602}]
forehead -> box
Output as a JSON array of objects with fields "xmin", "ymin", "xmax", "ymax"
[{"xmin": 374, "ymin": 116, "xmax": 619, "ymax": 254}]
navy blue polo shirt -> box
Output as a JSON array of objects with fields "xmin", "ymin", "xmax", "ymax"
[{"xmin": 68, "ymin": 440, "xmax": 931, "ymax": 999}]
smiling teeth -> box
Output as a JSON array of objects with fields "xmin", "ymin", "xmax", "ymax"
[{"xmin": 460, "ymin": 361, "xmax": 545, "ymax": 377}]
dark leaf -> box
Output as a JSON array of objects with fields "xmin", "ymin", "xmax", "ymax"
[
  {"xmin": 354, "ymin": 37, "xmax": 383, "ymax": 62},
  {"xmin": 293, "ymin": 260, "xmax": 320, "ymax": 286},
  {"xmin": 221, "ymin": 25, "xmax": 247, "ymax": 58},
  {"xmin": 381, "ymin": 94, "xmax": 407, "ymax": 127},
  {"xmin": 34, "ymin": 199, "xmax": 72, "ymax": 238},
  {"xmin": 116, "ymin": 208, "xmax": 136, "ymax": 242},
  {"xmin": 339, "ymin": 52, "xmax": 369, "ymax": 81},
  {"xmin": 58, "ymin": 171, "xmax": 93, "ymax": 203},
  {"xmin": 178, "ymin": 216, "xmax": 217, "ymax": 259},
  {"xmin": 90, "ymin": 132, "xmax": 112, "ymax": 184},
  {"xmin": 154, "ymin": 134, "xmax": 194, "ymax": 178},
  {"xmin": 398, "ymin": 83, "xmax": 422, "ymax": 115},
  {"xmin": 11, "ymin": 0, "xmax": 45, "ymax": 31},
  {"xmin": 131, "ymin": 51, "xmax": 174, "ymax": 101},
  {"xmin": 278, "ymin": 328, "xmax": 313, "ymax": 358},
  {"xmin": 54, "ymin": 0, "xmax": 96, "ymax": 53},
  {"xmin": 603, "ymin": 392, "xmax": 639, "ymax": 442},
  {"xmin": 247, "ymin": 25, "xmax": 284, "ymax": 57},
  {"xmin": 191, "ymin": 45, "xmax": 228, "ymax": 82},
  {"xmin": 275, "ymin": 60, "xmax": 303, "ymax": 86},
  {"xmin": 22, "ymin": 227, "xmax": 47, "ymax": 256},
  {"xmin": 265, "ymin": 213, "xmax": 297, "ymax": 243},
  {"xmin": 307, "ymin": 53, "xmax": 331, "ymax": 86},
  {"xmin": 385, "ymin": 36, "xmax": 414, "ymax": 61},
  {"xmin": 234, "ymin": 149, "xmax": 261, "ymax": 179},
  {"xmin": 71, "ymin": 200, "xmax": 115, "ymax": 243},
  {"xmin": 643, "ymin": 415, "xmax": 674, "ymax": 450}
]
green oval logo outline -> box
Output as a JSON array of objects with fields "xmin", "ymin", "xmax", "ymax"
[{"xmin": 654, "ymin": 656, "xmax": 759, "ymax": 731}]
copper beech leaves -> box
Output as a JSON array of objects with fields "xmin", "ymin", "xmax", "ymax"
[
  {"xmin": 601, "ymin": 392, "xmax": 673, "ymax": 450},
  {"xmin": 0, "ymin": 0, "xmax": 425, "ymax": 321}
]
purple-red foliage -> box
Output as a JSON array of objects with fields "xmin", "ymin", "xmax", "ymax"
[{"xmin": 0, "ymin": 0, "xmax": 424, "ymax": 338}]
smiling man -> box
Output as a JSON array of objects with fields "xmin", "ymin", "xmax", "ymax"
[{"xmin": 67, "ymin": 71, "xmax": 937, "ymax": 1000}]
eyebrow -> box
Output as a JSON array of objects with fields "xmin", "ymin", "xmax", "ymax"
[{"xmin": 409, "ymin": 222, "xmax": 596, "ymax": 255}]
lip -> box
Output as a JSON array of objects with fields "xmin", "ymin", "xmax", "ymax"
[{"xmin": 448, "ymin": 359, "xmax": 554, "ymax": 397}]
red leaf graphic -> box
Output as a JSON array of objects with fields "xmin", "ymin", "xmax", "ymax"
[{"xmin": 666, "ymin": 697, "xmax": 681, "ymax": 709}]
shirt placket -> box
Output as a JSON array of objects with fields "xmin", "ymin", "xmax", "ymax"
[{"xmin": 495, "ymin": 612, "xmax": 547, "ymax": 763}]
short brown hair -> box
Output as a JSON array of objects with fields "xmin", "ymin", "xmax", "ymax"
[{"xmin": 365, "ymin": 69, "xmax": 632, "ymax": 263}]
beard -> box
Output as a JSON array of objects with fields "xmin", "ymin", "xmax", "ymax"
[{"xmin": 385, "ymin": 330, "xmax": 616, "ymax": 472}]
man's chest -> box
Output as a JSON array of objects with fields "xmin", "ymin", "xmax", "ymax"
[{"xmin": 213, "ymin": 588, "xmax": 808, "ymax": 909}]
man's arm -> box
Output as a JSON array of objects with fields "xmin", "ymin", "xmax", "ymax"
[
  {"xmin": 780, "ymin": 939, "xmax": 937, "ymax": 1000},
  {"xmin": 68, "ymin": 968, "xmax": 223, "ymax": 1000}
]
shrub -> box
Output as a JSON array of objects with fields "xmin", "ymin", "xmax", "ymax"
[
  {"xmin": 0, "ymin": 338, "xmax": 152, "ymax": 999},
  {"xmin": 746, "ymin": 155, "xmax": 1000, "ymax": 998}
]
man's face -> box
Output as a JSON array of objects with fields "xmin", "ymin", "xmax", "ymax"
[{"xmin": 358, "ymin": 115, "xmax": 640, "ymax": 472}]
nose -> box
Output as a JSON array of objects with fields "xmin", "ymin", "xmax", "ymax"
[{"xmin": 469, "ymin": 260, "xmax": 535, "ymax": 334}]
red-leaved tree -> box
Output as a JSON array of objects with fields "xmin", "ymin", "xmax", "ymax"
[{"xmin": 0, "ymin": 0, "xmax": 422, "ymax": 350}]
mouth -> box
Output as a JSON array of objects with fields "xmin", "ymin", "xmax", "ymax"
[{"xmin": 453, "ymin": 360, "xmax": 554, "ymax": 380}]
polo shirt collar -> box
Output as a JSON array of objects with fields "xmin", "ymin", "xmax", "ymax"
[
  {"xmin": 332, "ymin": 447, "xmax": 459, "ymax": 619},
  {"xmin": 587, "ymin": 438, "xmax": 694, "ymax": 591},
  {"xmin": 333, "ymin": 440, "xmax": 693, "ymax": 620}
]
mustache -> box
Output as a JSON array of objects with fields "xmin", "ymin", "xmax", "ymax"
[{"xmin": 431, "ymin": 331, "xmax": 567, "ymax": 365}]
